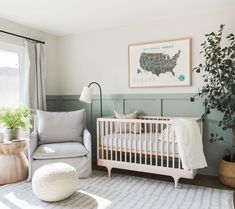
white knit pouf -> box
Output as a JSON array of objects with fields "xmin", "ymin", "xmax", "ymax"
[{"xmin": 32, "ymin": 163, "xmax": 78, "ymax": 202}]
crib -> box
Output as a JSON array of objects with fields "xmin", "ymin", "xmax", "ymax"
[{"xmin": 97, "ymin": 116, "xmax": 203, "ymax": 188}]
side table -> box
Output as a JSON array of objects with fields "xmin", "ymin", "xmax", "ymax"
[{"xmin": 0, "ymin": 139, "xmax": 29, "ymax": 185}]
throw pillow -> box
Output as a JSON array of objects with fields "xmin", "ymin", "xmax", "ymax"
[
  {"xmin": 37, "ymin": 109, "xmax": 85, "ymax": 144},
  {"xmin": 114, "ymin": 110, "xmax": 142, "ymax": 133}
]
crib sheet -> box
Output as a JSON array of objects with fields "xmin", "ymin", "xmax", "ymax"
[{"xmin": 101, "ymin": 133, "xmax": 179, "ymax": 154}]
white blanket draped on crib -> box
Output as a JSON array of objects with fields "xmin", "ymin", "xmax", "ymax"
[{"xmin": 171, "ymin": 119, "xmax": 208, "ymax": 170}]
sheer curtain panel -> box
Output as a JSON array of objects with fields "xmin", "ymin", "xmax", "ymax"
[{"xmin": 23, "ymin": 40, "xmax": 46, "ymax": 111}]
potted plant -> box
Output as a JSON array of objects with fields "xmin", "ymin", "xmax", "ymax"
[
  {"xmin": 0, "ymin": 106, "xmax": 32, "ymax": 141},
  {"xmin": 191, "ymin": 25, "xmax": 235, "ymax": 187}
]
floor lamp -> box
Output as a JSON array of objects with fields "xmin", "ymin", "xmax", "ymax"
[{"xmin": 79, "ymin": 82, "xmax": 103, "ymax": 117}]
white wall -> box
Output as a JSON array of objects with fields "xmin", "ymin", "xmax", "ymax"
[
  {"xmin": 0, "ymin": 17, "xmax": 58, "ymax": 95},
  {"xmin": 57, "ymin": 8, "xmax": 234, "ymax": 95},
  {"xmin": 1, "ymin": 7, "xmax": 233, "ymax": 96}
]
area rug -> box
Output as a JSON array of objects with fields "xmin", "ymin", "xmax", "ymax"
[{"xmin": 0, "ymin": 171, "xmax": 234, "ymax": 209}]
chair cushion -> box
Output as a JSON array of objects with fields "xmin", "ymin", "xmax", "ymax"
[
  {"xmin": 33, "ymin": 142, "xmax": 88, "ymax": 160},
  {"xmin": 37, "ymin": 109, "xmax": 85, "ymax": 144}
]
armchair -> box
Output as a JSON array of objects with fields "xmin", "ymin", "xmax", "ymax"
[{"xmin": 27, "ymin": 109, "xmax": 92, "ymax": 181}]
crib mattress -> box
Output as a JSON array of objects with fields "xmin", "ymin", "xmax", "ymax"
[{"xmin": 100, "ymin": 133, "xmax": 179, "ymax": 154}]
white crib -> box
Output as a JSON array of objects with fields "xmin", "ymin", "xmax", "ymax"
[{"xmin": 97, "ymin": 116, "xmax": 202, "ymax": 188}]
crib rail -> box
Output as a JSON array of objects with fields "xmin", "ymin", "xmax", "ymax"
[{"xmin": 97, "ymin": 116, "xmax": 202, "ymax": 170}]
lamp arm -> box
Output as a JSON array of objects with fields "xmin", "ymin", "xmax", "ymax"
[{"xmin": 88, "ymin": 82, "xmax": 102, "ymax": 117}]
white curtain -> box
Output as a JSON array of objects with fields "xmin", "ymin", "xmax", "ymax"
[{"xmin": 23, "ymin": 40, "xmax": 46, "ymax": 111}]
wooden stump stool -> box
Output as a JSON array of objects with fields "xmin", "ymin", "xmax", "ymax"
[{"xmin": 0, "ymin": 140, "xmax": 29, "ymax": 185}]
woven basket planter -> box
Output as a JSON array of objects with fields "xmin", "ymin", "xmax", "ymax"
[{"xmin": 219, "ymin": 156, "xmax": 235, "ymax": 188}]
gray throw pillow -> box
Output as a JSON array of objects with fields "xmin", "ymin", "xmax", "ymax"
[
  {"xmin": 37, "ymin": 109, "xmax": 85, "ymax": 144},
  {"xmin": 114, "ymin": 110, "xmax": 142, "ymax": 133}
]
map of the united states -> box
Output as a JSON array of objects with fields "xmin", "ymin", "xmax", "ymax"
[{"xmin": 139, "ymin": 50, "xmax": 181, "ymax": 76}]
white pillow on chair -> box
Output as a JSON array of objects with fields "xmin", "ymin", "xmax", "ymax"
[{"xmin": 37, "ymin": 109, "xmax": 85, "ymax": 144}]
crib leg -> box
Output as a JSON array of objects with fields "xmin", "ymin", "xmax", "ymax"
[
  {"xmin": 173, "ymin": 176, "xmax": 179, "ymax": 189},
  {"xmin": 107, "ymin": 167, "xmax": 112, "ymax": 179}
]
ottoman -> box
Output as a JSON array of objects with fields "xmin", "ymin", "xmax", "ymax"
[{"xmin": 32, "ymin": 163, "xmax": 77, "ymax": 202}]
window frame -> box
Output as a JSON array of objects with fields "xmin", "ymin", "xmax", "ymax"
[{"xmin": 0, "ymin": 41, "xmax": 25, "ymax": 106}]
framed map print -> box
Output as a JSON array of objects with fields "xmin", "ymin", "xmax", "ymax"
[{"xmin": 128, "ymin": 38, "xmax": 191, "ymax": 87}]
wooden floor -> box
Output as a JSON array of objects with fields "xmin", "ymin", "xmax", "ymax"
[{"xmin": 94, "ymin": 164, "xmax": 234, "ymax": 207}]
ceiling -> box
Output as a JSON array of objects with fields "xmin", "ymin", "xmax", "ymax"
[{"xmin": 0, "ymin": 0, "xmax": 233, "ymax": 36}]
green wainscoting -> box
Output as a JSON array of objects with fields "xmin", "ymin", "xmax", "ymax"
[{"xmin": 46, "ymin": 94, "xmax": 232, "ymax": 176}]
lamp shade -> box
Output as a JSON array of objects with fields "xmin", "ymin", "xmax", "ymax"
[{"xmin": 79, "ymin": 87, "xmax": 93, "ymax": 103}]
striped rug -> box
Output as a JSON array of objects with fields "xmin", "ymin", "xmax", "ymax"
[{"xmin": 0, "ymin": 171, "xmax": 234, "ymax": 209}]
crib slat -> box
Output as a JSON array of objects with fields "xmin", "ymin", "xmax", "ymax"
[
  {"xmin": 125, "ymin": 122, "xmax": 127, "ymax": 162},
  {"xmin": 172, "ymin": 125, "xmax": 175, "ymax": 169},
  {"xmin": 177, "ymin": 120, "xmax": 181, "ymax": 169},
  {"xmin": 167, "ymin": 123, "xmax": 169, "ymax": 168},
  {"xmin": 106, "ymin": 121, "xmax": 108, "ymax": 160},
  {"xmin": 161, "ymin": 123, "xmax": 163, "ymax": 167},
  {"xmin": 101, "ymin": 121, "xmax": 104, "ymax": 159},
  {"xmin": 97, "ymin": 120, "xmax": 100, "ymax": 160},
  {"xmin": 135, "ymin": 122, "xmax": 137, "ymax": 164},
  {"xmin": 115, "ymin": 122, "xmax": 117, "ymax": 161},
  {"xmin": 155, "ymin": 122, "xmax": 158, "ymax": 166},
  {"xmin": 129, "ymin": 122, "xmax": 132, "ymax": 163},
  {"xmin": 150, "ymin": 122, "xmax": 153, "ymax": 166},
  {"xmin": 110, "ymin": 121, "xmax": 113, "ymax": 161},
  {"xmin": 140, "ymin": 121, "xmax": 142, "ymax": 165},
  {"xmin": 178, "ymin": 139, "xmax": 181, "ymax": 169},
  {"xmin": 119, "ymin": 122, "xmax": 122, "ymax": 161},
  {"xmin": 145, "ymin": 122, "xmax": 147, "ymax": 165}
]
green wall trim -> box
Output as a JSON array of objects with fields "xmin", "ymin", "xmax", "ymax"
[{"xmin": 46, "ymin": 94, "xmax": 232, "ymax": 177}]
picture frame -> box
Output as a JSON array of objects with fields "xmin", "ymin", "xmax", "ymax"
[{"xmin": 128, "ymin": 38, "xmax": 192, "ymax": 88}]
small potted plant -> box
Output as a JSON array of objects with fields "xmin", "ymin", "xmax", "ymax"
[
  {"xmin": 191, "ymin": 25, "xmax": 235, "ymax": 187},
  {"xmin": 0, "ymin": 106, "xmax": 32, "ymax": 141}
]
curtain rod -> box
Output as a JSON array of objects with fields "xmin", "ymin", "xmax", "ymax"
[{"xmin": 0, "ymin": 29, "xmax": 45, "ymax": 44}]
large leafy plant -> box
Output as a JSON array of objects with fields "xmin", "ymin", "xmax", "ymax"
[
  {"xmin": 0, "ymin": 106, "xmax": 32, "ymax": 132},
  {"xmin": 191, "ymin": 25, "xmax": 235, "ymax": 146}
]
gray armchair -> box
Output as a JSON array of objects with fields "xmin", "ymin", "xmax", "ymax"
[{"xmin": 27, "ymin": 109, "xmax": 92, "ymax": 181}]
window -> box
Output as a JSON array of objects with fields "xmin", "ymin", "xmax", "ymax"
[{"xmin": 0, "ymin": 42, "xmax": 25, "ymax": 107}]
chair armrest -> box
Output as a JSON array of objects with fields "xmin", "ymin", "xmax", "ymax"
[
  {"xmin": 27, "ymin": 131, "xmax": 38, "ymax": 181},
  {"xmin": 83, "ymin": 129, "xmax": 91, "ymax": 152},
  {"xmin": 28, "ymin": 130, "xmax": 38, "ymax": 157}
]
